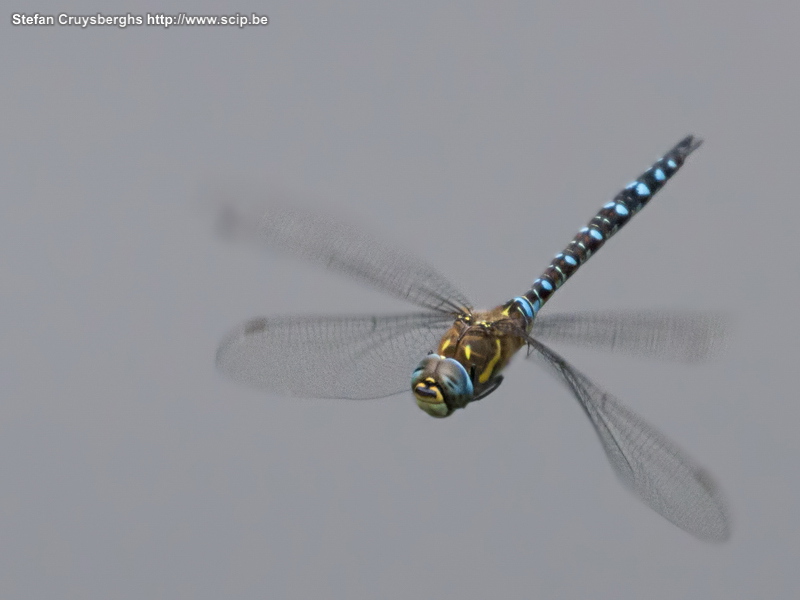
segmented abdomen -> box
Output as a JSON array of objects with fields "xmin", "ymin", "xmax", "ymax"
[{"xmin": 517, "ymin": 135, "xmax": 703, "ymax": 319}]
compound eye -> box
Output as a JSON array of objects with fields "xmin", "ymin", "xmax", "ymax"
[{"xmin": 436, "ymin": 358, "xmax": 474, "ymax": 408}]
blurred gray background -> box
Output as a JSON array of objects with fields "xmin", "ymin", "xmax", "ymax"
[{"xmin": 3, "ymin": 1, "xmax": 798, "ymax": 598}]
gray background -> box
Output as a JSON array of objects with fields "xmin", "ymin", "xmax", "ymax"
[{"xmin": 3, "ymin": 1, "xmax": 798, "ymax": 598}]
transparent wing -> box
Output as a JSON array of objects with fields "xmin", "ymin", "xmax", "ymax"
[
  {"xmin": 217, "ymin": 312, "xmax": 454, "ymax": 399},
  {"xmin": 532, "ymin": 310, "xmax": 727, "ymax": 363},
  {"xmin": 216, "ymin": 200, "xmax": 471, "ymax": 314},
  {"xmin": 526, "ymin": 336, "xmax": 730, "ymax": 542}
]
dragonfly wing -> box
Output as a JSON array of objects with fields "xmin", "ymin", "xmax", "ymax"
[
  {"xmin": 532, "ymin": 310, "xmax": 727, "ymax": 363},
  {"xmin": 216, "ymin": 200, "xmax": 471, "ymax": 314},
  {"xmin": 526, "ymin": 336, "xmax": 730, "ymax": 542},
  {"xmin": 217, "ymin": 312, "xmax": 454, "ymax": 399}
]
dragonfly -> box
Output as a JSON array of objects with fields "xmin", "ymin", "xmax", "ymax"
[{"xmin": 216, "ymin": 135, "xmax": 730, "ymax": 541}]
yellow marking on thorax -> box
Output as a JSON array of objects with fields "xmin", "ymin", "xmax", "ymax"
[
  {"xmin": 478, "ymin": 339, "xmax": 503, "ymax": 384},
  {"xmin": 440, "ymin": 338, "xmax": 451, "ymax": 353},
  {"xmin": 501, "ymin": 305, "xmax": 510, "ymax": 316},
  {"xmin": 464, "ymin": 344, "xmax": 472, "ymax": 360}
]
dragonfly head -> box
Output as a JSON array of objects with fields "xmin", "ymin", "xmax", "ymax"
[{"xmin": 411, "ymin": 354, "xmax": 474, "ymax": 418}]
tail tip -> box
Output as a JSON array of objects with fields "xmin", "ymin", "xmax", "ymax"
[{"xmin": 681, "ymin": 134, "xmax": 704, "ymax": 155}]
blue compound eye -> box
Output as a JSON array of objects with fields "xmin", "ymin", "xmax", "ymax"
[{"xmin": 439, "ymin": 358, "xmax": 474, "ymax": 399}]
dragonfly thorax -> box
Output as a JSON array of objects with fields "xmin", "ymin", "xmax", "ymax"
[{"xmin": 411, "ymin": 307, "xmax": 528, "ymax": 418}]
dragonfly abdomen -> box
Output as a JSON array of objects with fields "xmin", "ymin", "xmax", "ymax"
[{"xmin": 524, "ymin": 135, "xmax": 703, "ymax": 314}]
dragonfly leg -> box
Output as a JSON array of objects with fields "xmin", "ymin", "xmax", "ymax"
[{"xmin": 473, "ymin": 375, "xmax": 504, "ymax": 401}]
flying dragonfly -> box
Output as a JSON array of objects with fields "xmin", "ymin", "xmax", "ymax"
[{"xmin": 216, "ymin": 136, "xmax": 730, "ymax": 541}]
